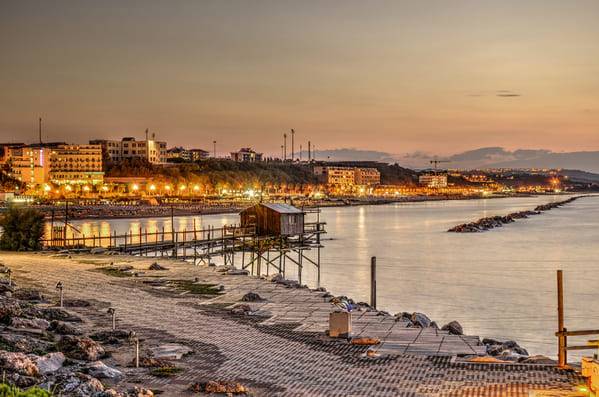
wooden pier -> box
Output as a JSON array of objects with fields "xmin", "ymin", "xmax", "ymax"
[{"xmin": 43, "ymin": 207, "xmax": 326, "ymax": 285}]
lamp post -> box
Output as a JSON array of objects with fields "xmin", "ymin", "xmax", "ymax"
[
  {"xmin": 56, "ymin": 281, "xmax": 64, "ymax": 308},
  {"xmin": 129, "ymin": 331, "xmax": 139, "ymax": 368},
  {"xmin": 107, "ymin": 308, "xmax": 116, "ymax": 330}
]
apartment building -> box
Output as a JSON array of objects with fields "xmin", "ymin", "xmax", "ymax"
[
  {"xmin": 10, "ymin": 146, "xmax": 53, "ymax": 186},
  {"xmin": 231, "ymin": 148, "xmax": 263, "ymax": 162},
  {"xmin": 49, "ymin": 144, "xmax": 104, "ymax": 185},
  {"xmin": 314, "ymin": 166, "xmax": 381, "ymax": 186},
  {"xmin": 419, "ymin": 174, "xmax": 448, "ymax": 188},
  {"xmin": 354, "ymin": 167, "xmax": 381, "ymax": 186},
  {"xmin": 91, "ymin": 135, "xmax": 167, "ymax": 164}
]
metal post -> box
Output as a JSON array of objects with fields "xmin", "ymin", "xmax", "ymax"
[
  {"xmin": 557, "ymin": 269, "xmax": 566, "ymax": 367},
  {"xmin": 56, "ymin": 282, "xmax": 64, "ymax": 308},
  {"xmin": 108, "ymin": 308, "xmax": 116, "ymax": 330},
  {"xmin": 370, "ymin": 256, "xmax": 377, "ymax": 310}
]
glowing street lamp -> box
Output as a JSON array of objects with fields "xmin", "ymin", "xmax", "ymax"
[
  {"xmin": 149, "ymin": 184, "xmax": 156, "ymax": 191},
  {"xmin": 43, "ymin": 184, "xmax": 51, "ymax": 192},
  {"xmin": 132, "ymin": 184, "xmax": 139, "ymax": 192},
  {"xmin": 83, "ymin": 185, "xmax": 90, "ymax": 192},
  {"xmin": 193, "ymin": 185, "xmax": 200, "ymax": 192},
  {"xmin": 65, "ymin": 185, "xmax": 72, "ymax": 192},
  {"xmin": 101, "ymin": 185, "xmax": 109, "ymax": 192}
]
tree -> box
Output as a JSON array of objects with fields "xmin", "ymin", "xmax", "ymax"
[{"xmin": 0, "ymin": 206, "xmax": 45, "ymax": 251}]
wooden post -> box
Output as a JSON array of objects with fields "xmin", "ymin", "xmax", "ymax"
[
  {"xmin": 370, "ymin": 256, "xmax": 377, "ymax": 310},
  {"xmin": 557, "ymin": 269, "xmax": 566, "ymax": 367}
]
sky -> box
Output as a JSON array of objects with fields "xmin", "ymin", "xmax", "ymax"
[{"xmin": 1, "ymin": 0, "xmax": 598, "ymax": 157}]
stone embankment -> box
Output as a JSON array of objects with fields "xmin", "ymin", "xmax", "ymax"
[{"xmin": 448, "ymin": 195, "xmax": 584, "ymax": 233}]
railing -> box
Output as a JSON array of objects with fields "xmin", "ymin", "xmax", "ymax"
[
  {"xmin": 555, "ymin": 270, "xmax": 599, "ymax": 367},
  {"xmin": 42, "ymin": 224, "xmax": 257, "ymax": 250}
]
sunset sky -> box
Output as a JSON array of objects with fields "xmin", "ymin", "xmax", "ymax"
[{"xmin": 1, "ymin": 0, "xmax": 598, "ymax": 157}]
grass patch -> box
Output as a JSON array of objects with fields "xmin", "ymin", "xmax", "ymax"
[
  {"xmin": 169, "ymin": 280, "xmax": 222, "ymax": 295},
  {"xmin": 90, "ymin": 267, "xmax": 132, "ymax": 278},
  {"xmin": 150, "ymin": 366, "xmax": 183, "ymax": 377},
  {"xmin": 76, "ymin": 260, "xmax": 111, "ymax": 266},
  {"xmin": 0, "ymin": 383, "xmax": 52, "ymax": 396}
]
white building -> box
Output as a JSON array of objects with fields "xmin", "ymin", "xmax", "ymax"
[
  {"xmin": 419, "ymin": 174, "xmax": 448, "ymax": 188},
  {"xmin": 90, "ymin": 132, "xmax": 167, "ymax": 164}
]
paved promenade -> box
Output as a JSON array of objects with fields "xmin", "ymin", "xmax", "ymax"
[{"xmin": 0, "ymin": 252, "xmax": 586, "ymax": 396}]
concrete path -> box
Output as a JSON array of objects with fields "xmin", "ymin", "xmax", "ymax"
[{"xmin": 0, "ymin": 252, "xmax": 585, "ymax": 396}]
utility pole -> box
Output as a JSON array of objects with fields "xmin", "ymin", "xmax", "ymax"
[
  {"xmin": 280, "ymin": 145, "xmax": 284, "ymax": 160},
  {"xmin": 283, "ymin": 133, "xmax": 287, "ymax": 161},
  {"xmin": 299, "ymin": 144, "xmax": 302, "ymax": 162},
  {"xmin": 308, "ymin": 141, "xmax": 311, "ymax": 162},
  {"xmin": 313, "ymin": 144, "xmax": 316, "ymax": 161},
  {"xmin": 213, "ymin": 141, "xmax": 216, "ymax": 158},
  {"xmin": 291, "ymin": 129, "xmax": 295, "ymax": 162}
]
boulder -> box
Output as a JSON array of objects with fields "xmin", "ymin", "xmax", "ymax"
[
  {"xmin": 441, "ymin": 321, "xmax": 463, "ymax": 335},
  {"xmin": 149, "ymin": 262, "xmax": 168, "ymax": 271},
  {"xmin": 12, "ymin": 289, "xmax": 44, "ymax": 301},
  {"xmin": 10, "ymin": 317, "xmax": 50, "ymax": 330},
  {"xmin": 64, "ymin": 299, "xmax": 92, "ymax": 307},
  {"xmin": 90, "ymin": 329, "xmax": 130, "ymax": 345},
  {"xmin": 241, "ymin": 292, "xmax": 264, "ymax": 302},
  {"xmin": 231, "ymin": 304, "xmax": 252, "ymax": 315},
  {"xmin": 410, "ymin": 312, "xmax": 432, "ymax": 328},
  {"xmin": 90, "ymin": 247, "xmax": 107, "ymax": 255},
  {"xmin": 35, "ymin": 308, "xmax": 82, "ymax": 323},
  {"xmin": 0, "ymin": 300, "xmax": 22, "ymax": 324},
  {"xmin": 190, "ymin": 381, "xmax": 248, "ymax": 394},
  {"xmin": 150, "ymin": 343, "xmax": 193, "ymax": 360},
  {"xmin": 49, "ymin": 320, "xmax": 83, "ymax": 335},
  {"xmin": 35, "ymin": 352, "xmax": 65, "ymax": 375},
  {"xmin": 0, "ymin": 333, "xmax": 55, "ymax": 354},
  {"xmin": 519, "ymin": 355, "xmax": 556, "ymax": 365},
  {"xmin": 482, "ymin": 338, "xmax": 502, "ymax": 346},
  {"xmin": 0, "ymin": 351, "xmax": 39, "ymax": 376},
  {"xmin": 226, "ymin": 269, "xmax": 249, "ymax": 276},
  {"xmin": 58, "ymin": 335, "xmax": 105, "ymax": 361},
  {"xmin": 51, "ymin": 373, "xmax": 105, "ymax": 397},
  {"xmin": 85, "ymin": 361, "xmax": 124, "ymax": 380}
]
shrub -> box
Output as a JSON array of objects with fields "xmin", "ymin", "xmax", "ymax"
[
  {"xmin": 0, "ymin": 206, "xmax": 45, "ymax": 251},
  {"xmin": 0, "ymin": 383, "xmax": 51, "ymax": 397}
]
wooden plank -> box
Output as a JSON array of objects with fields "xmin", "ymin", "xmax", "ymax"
[{"xmin": 555, "ymin": 329, "xmax": 599, "ymax": 337}]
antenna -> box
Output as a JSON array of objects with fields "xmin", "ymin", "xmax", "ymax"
[
  {"xmin": 145, "ymin": 128, "xmax": 149, "ymax": 141},
  {"xmin": 283, "ymin": 133, "xmax": 287, "ymax": 161},
  {"xmin": 299, "ymin": 144, "xmax": 302, "ymax": 162},
  {"xmin": 38, "ymin": 117, "xmax": 42, "ymax": 146},
  {"xmin": 213, "ymin": 140, "xmax": 216, "ymax": 158},
  {"xmin": 308, "ymin": 141, "xmax": 311, "ymax": 162},
  {"xmin": 291, "ymin": 129, "xmax": 295, "ymax": 162}
]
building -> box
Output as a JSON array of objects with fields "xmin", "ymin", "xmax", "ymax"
[
  {"xmin": 48, "ymin": 144, "xmax": 104, "ymax": 185},
  {"xmin": 240, "ymin": 203, "xmax": 304, "ymax": 236},
  {"xmin": 231, "ymin": 148, "xmax": 263, "ymax": 162},
  {"xmin": 91, "ymin": 133, "xmax": 167, "ymax": 164},
  {"xmin": 9, "ymin": 146, "xmax": 53, "ymax": 186},
  {"xmin": 354, "ymin": 167, "xmax": 381, "ymax": 186},
  {"xmin": 0, "ymin": 143, "xmax": 25, "ymax": 166},
  {"xmin": 419, "ymin": 174, "xmax": 448, "ymax": 188},
  {"xmin": 313, "ymin": 166, "xmax": 356, "ymax": 186},
  {"xmin": 166, "ymin": 147, "xmax": 210, "ymax": 162}
]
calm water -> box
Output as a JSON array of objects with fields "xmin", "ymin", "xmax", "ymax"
[{"xmin": 67, "ymin": 195, "xmax": 599, "ymax": 358}]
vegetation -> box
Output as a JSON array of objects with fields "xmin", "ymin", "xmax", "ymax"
[
  {"xmin": 150, "ymin": 366, "xmax": 183, "ymax": 377},
  {"xmin": 91, "ymin": 267, "xmax": 133, "ymax": 278},
  {"xmin": 0, "ymin": 384, "xmax": 51, "ymax": 397},
  {"xmin": 169, "ymin": 280, "xmax": 223, "ymax": 295},
  {"xmin": 0, "ymin": 206, "xmax": 45, "ymax": 251}
]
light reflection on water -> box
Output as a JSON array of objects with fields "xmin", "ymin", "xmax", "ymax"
[{"xmin": 62, "ymin": 194, "xmax": 599, "ymax": 358}]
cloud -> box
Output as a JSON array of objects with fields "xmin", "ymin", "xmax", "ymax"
[{"xmin": 495, "ymin": 90, "xmax": 521, "ymax": 97}]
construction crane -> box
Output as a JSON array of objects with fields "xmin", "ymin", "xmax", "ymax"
[{"xmin": 430, "ymin": 158, "xmax": 450, "ymax": 170}]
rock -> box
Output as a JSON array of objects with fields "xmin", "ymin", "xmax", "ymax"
[
  {"xmin": 52, "ymin": 373, "xmax": 105, "ymax": 397},
  {"xmin": 519, "ymin": 355, "xmax": 556, "ymax": 365},
  {"xmin": 190, "ymin": 380, "xmax": 248, "ymax": 394},
  {"xmin": 129, "ymin": 387, "xmax": 154, "ymax": 397},
  {"xmin": 90, "ymin": 330, "xmax": 130, "ymax": 345},
  {"xmin": 0, "ymin": 333, "xmax": 55, "ymax": 354},
  {"xmin": 136, "ymin": 356, "xmax": 172, "ymax": 368},
  {"xmin": 85, "ymin": 361, "xmax": 124, "ymax": 380},
  {"xmin": 226, "ymin": 269, "xmax": 249, "ymax": 276},
  {"xmin": 35, "ymin": 352, "xmax": 65, "ymax": 374},
  {"xmin": 150, "ymin": 343, "xmax": 193, "ymax": 360},
  {"xmin": 0, "ymin": 351, "xmax": 39, "ymax": 376},
  {"xmin": 64, "ymin": 299, "xmax": 92, "ymax": 307},
  {"xmin": 49, "ymin": 320, "xmax": 83, "ymax": 335},
  {"xmin": 149, "ymin": 262, "xmax": 168, "ymax": 271},
  {"xmin": 10, "ymin": 317, "xmax": 50, "ymax": 330},
  {"xmin": 58, "ymin": 335, "xmax": 105, "ymax": 361},
  {"xmin": 34, "ymin": 308, "xmax": 82, "ymax": 322},
  {"xmin": 241, "ymin": 292, "xmax": 264, "ymax": 302},
  {"xmin": 90, "ymin": 247, "xmax": 107, "ymax": 255},
  {"xmin": 351, "ymin": 337, "xmax": 380, "ymax": 345},
  {"xmin": 482, "ymin": 338, "xmax": 502, "ymax": 346},
  {"xmin": 231, "ymin": 304, "xmax": 252, "ymax": 315},
  {"xmin": 12, "ymin": 289, "xmax": 44, "ymax": 301},
  {"xmin": 441, "ymin": 321, "xmax": 463, "ymax": 335},
  {"xmin": 410, "ymin": 312, "xmax": 432, "ymax": 328},
  {"xmin": 0, "ymin": 300, "xmax": 22, "ymax": 324}
]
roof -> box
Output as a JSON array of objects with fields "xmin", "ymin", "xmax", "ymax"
[{"xmin": 260, "ymin": 203, "xmax": 304, "ymax": 214}]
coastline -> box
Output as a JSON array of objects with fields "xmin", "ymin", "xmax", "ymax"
[{"xmin": 20, "ymin": 191, "xmax": 577, "ymax": 222}]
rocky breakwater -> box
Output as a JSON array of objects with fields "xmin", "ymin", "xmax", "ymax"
[
  {"xmin": 448, "ymin": 195, "xmax": 585, "ymax": 233},
  {"xmin": 0, "ymin": 264, "xmax": 154, "ymax": 396}
]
